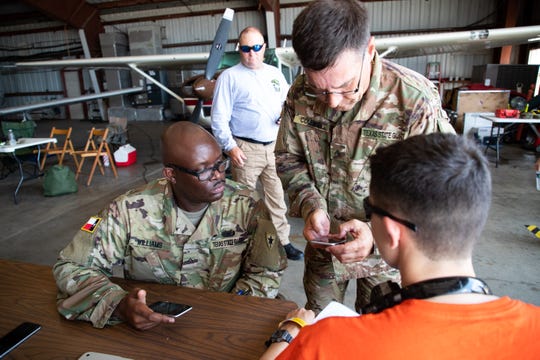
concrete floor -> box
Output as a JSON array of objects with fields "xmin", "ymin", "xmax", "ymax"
[{"xmin": 1, "ymin": 118, "xmax": 539, "ymax": 310}]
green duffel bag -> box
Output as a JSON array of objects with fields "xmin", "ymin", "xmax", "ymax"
[{"xmin": 42, "ymin": 165, "xmax": 78, "ymax": 196}]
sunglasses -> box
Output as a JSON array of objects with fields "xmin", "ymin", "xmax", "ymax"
[
  {"xmin": 363, "ymin": 197, "xmax": 417, "ymax": 232},
  {"xmin": 239, "ymin": 44, "xmax": 264, "ymax": 53}
]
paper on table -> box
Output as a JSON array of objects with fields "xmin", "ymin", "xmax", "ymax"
[{"xmin": 314, "ymin": 301, "xmax": 360, "ymax": 323}]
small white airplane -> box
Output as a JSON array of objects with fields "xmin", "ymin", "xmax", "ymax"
[{"xmin": 1, "ymin": 6, "xmax": 539, "ymax": 126}]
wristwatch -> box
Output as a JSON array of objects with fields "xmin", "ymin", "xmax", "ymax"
[{"xmin": 265, "ymin": 329, "xmax": 293, "ymax": 348}]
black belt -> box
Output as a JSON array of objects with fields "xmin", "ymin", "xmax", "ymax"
[{"xmin": 235, "ymin": 136, "xmax": 274, "ymax": 146}]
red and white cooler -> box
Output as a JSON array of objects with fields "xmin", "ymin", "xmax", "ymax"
[{"xmin": 113, "ymin": 144, "xmax": 137, "ymax": 167}]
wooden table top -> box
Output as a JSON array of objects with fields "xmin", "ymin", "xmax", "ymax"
[{"xmin": 0, "ymin": 259, "xmax": 297, "ymax": 359}]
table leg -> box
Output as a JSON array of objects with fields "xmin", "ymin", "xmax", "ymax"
[
  {"xmin": 11, "ymin": 153, "xmax": 24, "ymax": 204},
  {"xmin": 495, "ymin": 126, "xmax": 501, "ymax": 168},
  {"xmin": 484, "ymin": 123, "xmax": 504, "ymax": 168},
  {"xmin": 11, "ymin": 146, "xmax": 43, "ymax": 204}
]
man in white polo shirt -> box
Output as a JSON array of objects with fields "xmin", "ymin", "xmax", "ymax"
[{"xmin": 211, "ymin": 26, "xmax": 303, "ymax": 261}]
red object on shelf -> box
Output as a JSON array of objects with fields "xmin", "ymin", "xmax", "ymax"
[{"xmin": 495, "ymin": 109, "xmax": 520, "ymax": 118}]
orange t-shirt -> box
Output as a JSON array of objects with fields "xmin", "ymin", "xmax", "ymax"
[{"xmin": 277, "ymin": 297, "xmax": 540, "ymax": 360}]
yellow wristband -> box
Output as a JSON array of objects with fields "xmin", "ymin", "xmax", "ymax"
[{"xmin": 278, "ymin": 317, "xmax": 307, "ymax": 329}]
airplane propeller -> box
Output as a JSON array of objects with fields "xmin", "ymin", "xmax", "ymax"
[{"xmin": 188, "ymin": 8, "xmax": 234, "ymax": 123}]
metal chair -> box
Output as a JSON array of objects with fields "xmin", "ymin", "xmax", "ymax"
[{"xmin": 74, "ymin": 127, "xmax": 118, "ymax": 186}]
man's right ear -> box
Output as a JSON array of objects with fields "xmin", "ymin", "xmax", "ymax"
[
  {"xmin": 163, "ymin": 167, "xmax": 176, "ymax": 183},
  {"xmin": 381, "ymin": 216, "xmax": 401, "ymax": 250}
]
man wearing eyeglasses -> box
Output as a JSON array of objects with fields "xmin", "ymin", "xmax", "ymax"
[
  {"xmin": 53, "ymin": 122, "xmax": 287, "ymax": 330},
  {"xmin": 211, "ymin": 26, "xmax": 304, "ymax": 261},
  {"xmin": 275, "ymin": 0, "xmax": 456, "ymax": 314},
  {"xmin": 262, "ymin": 134, "xmax": 540, "ymax": 359}
]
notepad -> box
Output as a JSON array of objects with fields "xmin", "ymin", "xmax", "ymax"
[{"xmin": 314, "ymin": 301, "xmax": 360, "ymax": 323}]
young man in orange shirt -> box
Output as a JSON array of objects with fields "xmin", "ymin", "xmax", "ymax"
[{"xmin": 262, "ymin": 133, "xmax": 540, "ymax": 359}]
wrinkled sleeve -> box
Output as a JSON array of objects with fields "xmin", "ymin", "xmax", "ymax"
[
  {"xmin": 211, "ymin": 72, "xmax": 237, "ymax": 151},
  {"xmin": 53, "ymin": 200, "xmax": 130, "ymax": 328},
  {"xmin": 233, "ymin": 200, "xmax": 287, "ymax": 298},
  {"xmin": 275, "ymin": 89, "xmax": 327, "ymax": 220},
  {"xmin": 408, "ymin": 83, "xmax": 456, "ymax": 136}
]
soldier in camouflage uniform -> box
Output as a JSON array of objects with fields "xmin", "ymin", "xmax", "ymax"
[
  {"xmin": 54, "ymin": 122, "xmax": 287, "ymax": 329},
  {"xmin": 275, "ymin": 0, "xmax": 455, "ymax": 313}
]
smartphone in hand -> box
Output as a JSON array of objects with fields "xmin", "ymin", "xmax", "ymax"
[{"xmin": 149, "ymin": 301, "xmax": 192, "ymax": 318}]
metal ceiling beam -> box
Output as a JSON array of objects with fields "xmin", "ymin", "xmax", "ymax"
[
  {"xmin": 499, "ymin": 0, "xmax": 522, "ymax": 64},
  {"xmin": 259, "ymin": 0, "xmax": 281, "ymax": 46},
  {"xmin": 20, "ymin": 0, "xmax": 104, "ymax": 57}
]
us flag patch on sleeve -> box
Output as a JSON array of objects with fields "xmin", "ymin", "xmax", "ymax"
[{"xmin": 81, "ymin": 216, "xmax": 102, "ymax": 233}]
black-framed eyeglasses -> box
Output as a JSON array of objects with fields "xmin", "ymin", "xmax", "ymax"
[
  {"xmin": 303, "ymin": 54, "xmax": 365, "ymax": 98},
  {"xmin": 239, "ymin": 44, "xmax": 264, "ymax": 53},
  {"xmin": 166, "ymin": 158, "xmax": 230, "ymax": 182},
  {"xmin": 363, "ymin": 197, "xmax": 417, "ymax": 232}
]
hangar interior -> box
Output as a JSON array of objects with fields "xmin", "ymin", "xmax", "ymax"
[{"xmin": 0, "ymin": 0, "xmax": 539, "ymax": 319}]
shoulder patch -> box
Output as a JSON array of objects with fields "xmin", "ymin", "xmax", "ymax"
[
  {"xmin": 81, "ymin": 216, "xmax": 102, "ymax": 233},
  {"xmin": 266, "ymin": 232, "xmax": 277, "ymax": 249}
]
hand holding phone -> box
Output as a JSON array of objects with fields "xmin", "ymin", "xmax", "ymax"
[{"xmin": 149, "ymin": 301, "xmax": 192, "ymax": 318}]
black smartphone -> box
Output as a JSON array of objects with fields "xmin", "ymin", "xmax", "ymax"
[
  {"xmin": 149, "ymin": 301, "xmax": 192, "ymax": 318},
  {"xmin": 0, "ymin": 322, "xmax": 41, "ymax": 358}
]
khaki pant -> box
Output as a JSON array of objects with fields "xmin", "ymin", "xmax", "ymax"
[{"xmin": 232, "ymin": 138, "xmax": 290, "ymax": 245}]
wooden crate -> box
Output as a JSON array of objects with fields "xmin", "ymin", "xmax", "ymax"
[{"xmin": 452, "ymin": 90, "xmax": 510, "ymax": 133}]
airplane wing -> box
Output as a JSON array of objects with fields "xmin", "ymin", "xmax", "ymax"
[
  {"xmin": 7, "ymin": 25, "xmax": 539, "ymax": 71},
  {"xmin": 374, "ymin": 25, "xmax": 540, "ymax": 58},
  {"xmin": 275, "ymin": 25, "xmax": 540, "ymax": 64},
  {"xmin": 2, "ymin": 8, "xmax": 235, "ymax": 120},
  {"xmin": 11, "ymin": 25, "xmax": 540, "ymax": 73},
  {"xmin": 0, "ymin": 87, "xmax": 144, "ymax": 117},
  {"xmin": 14, "ymin": 53, "xmax": 210, "ymax": 70},
  {"xmin": 3, "ymin": 23, "xmax": 538, "ymax": 121}
]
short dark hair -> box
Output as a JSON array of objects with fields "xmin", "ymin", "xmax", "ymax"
[
  {"xmin": 292, "ymin": 0, "xmax": 371, "ymax": 70},
  {"xmin": 369, "ymin": 133, "xmax": 492, "ymax": 260}
]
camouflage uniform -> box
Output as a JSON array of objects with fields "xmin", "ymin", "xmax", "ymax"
[
  {"xmin": 53, "ymin": 178, "xmax": 287, "ymax": 328},
  {"xmin": 275, "ymin": 53, "xmax": 455, "ymax": 313}
]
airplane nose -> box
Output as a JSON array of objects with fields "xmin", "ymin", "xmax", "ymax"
[{"xmin": 193, "ymin": 77, "xmax": 216, "ymax": 100}]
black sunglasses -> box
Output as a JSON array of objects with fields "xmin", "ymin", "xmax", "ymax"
[
  {"xmin": 363, "ymin": 197, "xmax": 417, "ymax": 232},
  {"xmin": 239, "ymin": 44, "xmax": 264, "ymax": 53},
  {"xmin": 166, "ymin": 158, "xmax": 230, "ymax": 182}
]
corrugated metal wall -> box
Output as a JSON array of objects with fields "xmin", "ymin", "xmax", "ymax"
[
  {"xmin": 0, "ymin": 0, "xmax": 501, "ymax": 117},
  {"xmin": 0, "ymin": 28, "xmax": 82, "ymax": 113},
  {"xmin": 366, "ymin": 0, "xmax": 498, "ymax": 93}
]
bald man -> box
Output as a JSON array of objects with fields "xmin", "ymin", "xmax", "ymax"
[
  {"xmin": 54, "ymin": 121, "xmax": 287, "ymax": 330},
  {"xmin": 211, "ymin": 26, "xmax": 304, "ymax": 261}
]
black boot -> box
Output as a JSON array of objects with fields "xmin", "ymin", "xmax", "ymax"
[{"xmin": 284, "ymin": 243, "xmax": 304, "ymax": 261}]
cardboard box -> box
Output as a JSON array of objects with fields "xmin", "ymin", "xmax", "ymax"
[{"xmin": 451, "ymin": 90, "xmax": 510, "ymax": 133}]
